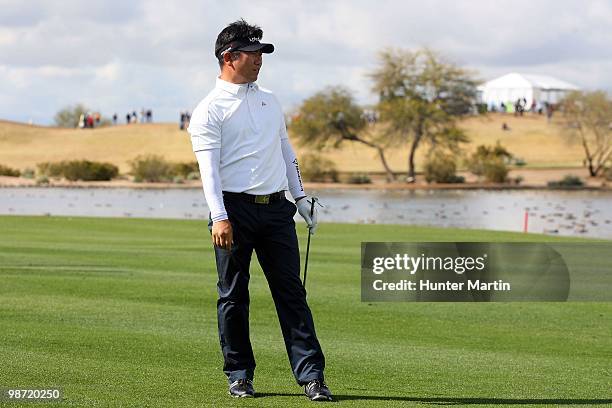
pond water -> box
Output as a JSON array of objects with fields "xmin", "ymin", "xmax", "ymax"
[{"xmin": 1, "ymin": 187, "xmax": 611, "ymax": 239}]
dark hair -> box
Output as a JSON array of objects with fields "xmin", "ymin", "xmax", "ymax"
[{"xmin": 215, "ymin": 19, "xmax": 263, "ymax": 65}]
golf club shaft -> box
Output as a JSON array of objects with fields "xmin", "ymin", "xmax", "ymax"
[{"xmin": 302, "ymin": 198, "xmax": 316, "ymax": 287}]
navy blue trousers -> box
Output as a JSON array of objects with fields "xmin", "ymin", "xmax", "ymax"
[{"xmin": 209, "ymin": 194, "xmax": 325, "ymax": 385}]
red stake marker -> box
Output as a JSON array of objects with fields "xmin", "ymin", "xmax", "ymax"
[{"xmin": 523, "ymin": 210, "xmax": 529, "ymax": 233}]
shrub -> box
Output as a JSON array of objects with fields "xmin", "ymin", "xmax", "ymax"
[
  {"xmin": 547, "ymin": 175, "xmax": 584, "ymax": 188},
  {"xmin": 329, "ymin": 168, "xmax": 340, "ymax": 183},
  {"xmin": 61, "ymin": 160, "xmax": 119, "ymax": 181},
  {"xmin": 299, "ymin": 153, "xmax": 339, "ymax": 183},
  {"xmin": 186, "ymin": 171, "xmax": 200, "ymax": 180},
  {"xmin": 0, "ymin": 164, "xmax": 20, "ymax": 177},
  {"xmin": 37, "ymin": 162, "xmax": 64, "ymax": 178},
  {"xmin": 36, "ymin": 175, "xmax": 49, "ymax": 185},
  {"xmin": 481, "ymin": 159, "xmax": 508, "ymax": 183},
  {"xmin": 445, "ymin": 175, "xmax": 465, "ymax": 183},
  {"xmin": 467, "ymin": 142, "xmax": 512, "ymax": 183},
  {"xmin": 36, "ymin": 160, "xmax": 118, "ymax": 181},
  {"xmin": 604, "ymin": 168, "xmax": 612, "ymax": 181},
  {"xmin": 347, "ymin": 173, "xmax": 372, "ymax": 184},
  {"xmin": 424, "ymin": 151, "xmax": 464, "ymax": 183},
  {"xmin": 130, "ymin": 155, "xmax": 174, "ymax": 182},
  {"xmin": 173, "ymin": 161, "xmax": 199, "ymax": 178},
  {"xmin": 22, "ymin": 168, "xmax": 35, "ymax": 179}
]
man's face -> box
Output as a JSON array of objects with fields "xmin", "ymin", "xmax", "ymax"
[{"xmin": 229, "ymin": 50, "xmax": 263, "ymax": 83}]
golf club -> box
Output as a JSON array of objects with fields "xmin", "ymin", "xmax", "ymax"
[{"xmin": 302, "ymin": 197, "xmax": 317, "ymax": 287}]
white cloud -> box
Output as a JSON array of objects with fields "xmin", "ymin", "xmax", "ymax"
[
  {"xmin": 94, "ymin": 62, "xmax": 120, "ymax": 82},
  {"xmin": 0, "ymin": 0, "xmax": 610, "ymax": 124}
]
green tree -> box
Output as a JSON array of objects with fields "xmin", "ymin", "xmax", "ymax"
[
  {"xmin": 290, "ymin": 87, "xmax": 396, "ymax": 182},
  {"xmin": 54, "ymin": 104, "xmax": 88, "ymax": 128},
  {"xmin": 369, "ymin": 48, "xmax": 477, "ymax": 182},
  {"xmin": 560, "ymin": 91, "xmax": 612, "ymax": 177}
]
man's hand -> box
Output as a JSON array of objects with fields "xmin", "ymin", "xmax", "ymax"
[
  {"xmin": 296, "ymin": 196, "xmax": 318, "ymax": 235},
  {"xmin": 212, "ymin": 219, "xmax": 233, "ymax": 250}
]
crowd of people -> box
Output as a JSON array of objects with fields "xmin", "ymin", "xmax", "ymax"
[
  {"xmin": 78, "ymin": 112, "xmax": 101, "ymax": 128},
  {"xmin": 80, "ymin": 109, "xmax": 195, "ymax": 128},
  {"xmin": 361, "ymin": 109, "xmax": 378, "ymax": 125},
  {"xmin": 114, "ymin": 109, "xmax": 153, "ymax": 125},
  {"xmin": 96, "ymin": 98, "xmax": 556, "ymax": 131},
  {"xmin": 489, "ymin": 99, "xmax": 555, "ymax": 120}
]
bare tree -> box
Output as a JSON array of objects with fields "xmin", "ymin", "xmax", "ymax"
[{"xmin": 560, "ymin": 91, "xmax": 612, "ymax": 177}]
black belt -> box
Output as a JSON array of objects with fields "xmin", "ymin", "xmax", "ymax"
[{"xmin": 223, "ymin": 191, "xmax": 285, "ymax": 204}]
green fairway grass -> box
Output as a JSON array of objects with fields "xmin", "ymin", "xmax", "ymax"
[{"xmin": 0, "ymin": 216, "xmax": 610, "ymax": 407}]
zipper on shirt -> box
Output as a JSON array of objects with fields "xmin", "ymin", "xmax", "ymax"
[{"xmin": 246, "ymin": 84, "xmax": 260, "ymax": 131}]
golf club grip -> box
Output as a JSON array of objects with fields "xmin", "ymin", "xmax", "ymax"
[{"xmin": 310, "ymin": 197, "xmax": 315, "ymax": 219}]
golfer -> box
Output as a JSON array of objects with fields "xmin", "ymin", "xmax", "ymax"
[{"xmin": 188, "ymin": 19, "xmax": 332, "ymax": 401}]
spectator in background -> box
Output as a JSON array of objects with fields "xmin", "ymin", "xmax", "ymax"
[
  {"xmin": 514, "ymin": 98, "xmax": 526, "ymax": 117},
  {"xmin": 132, "ymin": 110, "xmax": 138, "ymax": 123},
  {"xmin": 86, "ymin": 112, "xmax": 94, "ymax": 128},
  {"xmin": 514, "ymin": 99, "xmax": 519, "ymax": 116},
  {"xmin": 180, "ymin": 111, "xmax": 190, "ymax": 130},
  {"xmin": 146, "ymin": 109, "xmax": 153, "ymax": 123},
  {"xmin": 126, "ymin": 112, "xmax": 131, "ymax": 124},
  {"xmin": 545, "ymin": 102, "xmax": 554, "ymax": 123},
  {"xmin": 113, "ymin": 113, "xmax": 118, "ymax": 125}
]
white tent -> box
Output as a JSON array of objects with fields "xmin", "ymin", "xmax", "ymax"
[{"xmin": 478, "ymin": 73, "xmax": 580, "ymax": 111}]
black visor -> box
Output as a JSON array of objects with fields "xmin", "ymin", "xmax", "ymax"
[{"xmin": 215, "ymin": 39, "xmax": 274, "ymax": 59}]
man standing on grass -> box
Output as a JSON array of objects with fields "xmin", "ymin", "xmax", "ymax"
[{"xmin": 188, "ymin": 19, "xmax": 332, "ymax": 402}]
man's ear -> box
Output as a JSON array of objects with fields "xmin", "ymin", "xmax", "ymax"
[{"xmin": 223, "ymin": 52, "xmax": 234, "ymax": 68}]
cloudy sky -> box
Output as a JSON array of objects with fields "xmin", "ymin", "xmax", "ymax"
[{"xmin": 1, "ymin": 0, "xmax": 611, "ymax": 125}]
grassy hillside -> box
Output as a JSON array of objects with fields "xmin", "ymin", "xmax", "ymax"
[
  {"xmin": 1, "ymin": 216, "xmax": 610, "ymax": 407},
  {"xmin": 0, "ymin": 113, "xmax": 584, "ymax": 174},
  {"xmin": 0, "ymin": 121, "xmax": 192, "ymax": 173}
]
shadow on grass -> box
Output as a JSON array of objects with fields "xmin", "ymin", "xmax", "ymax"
[{"xmin": 256, "ymin": 393, "xmax": 612, "ymax": 405}]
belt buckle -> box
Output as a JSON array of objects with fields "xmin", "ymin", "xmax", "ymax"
[{"xmin": 254, "ymin": 194, "xmax": 270, "ymax": 204}]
